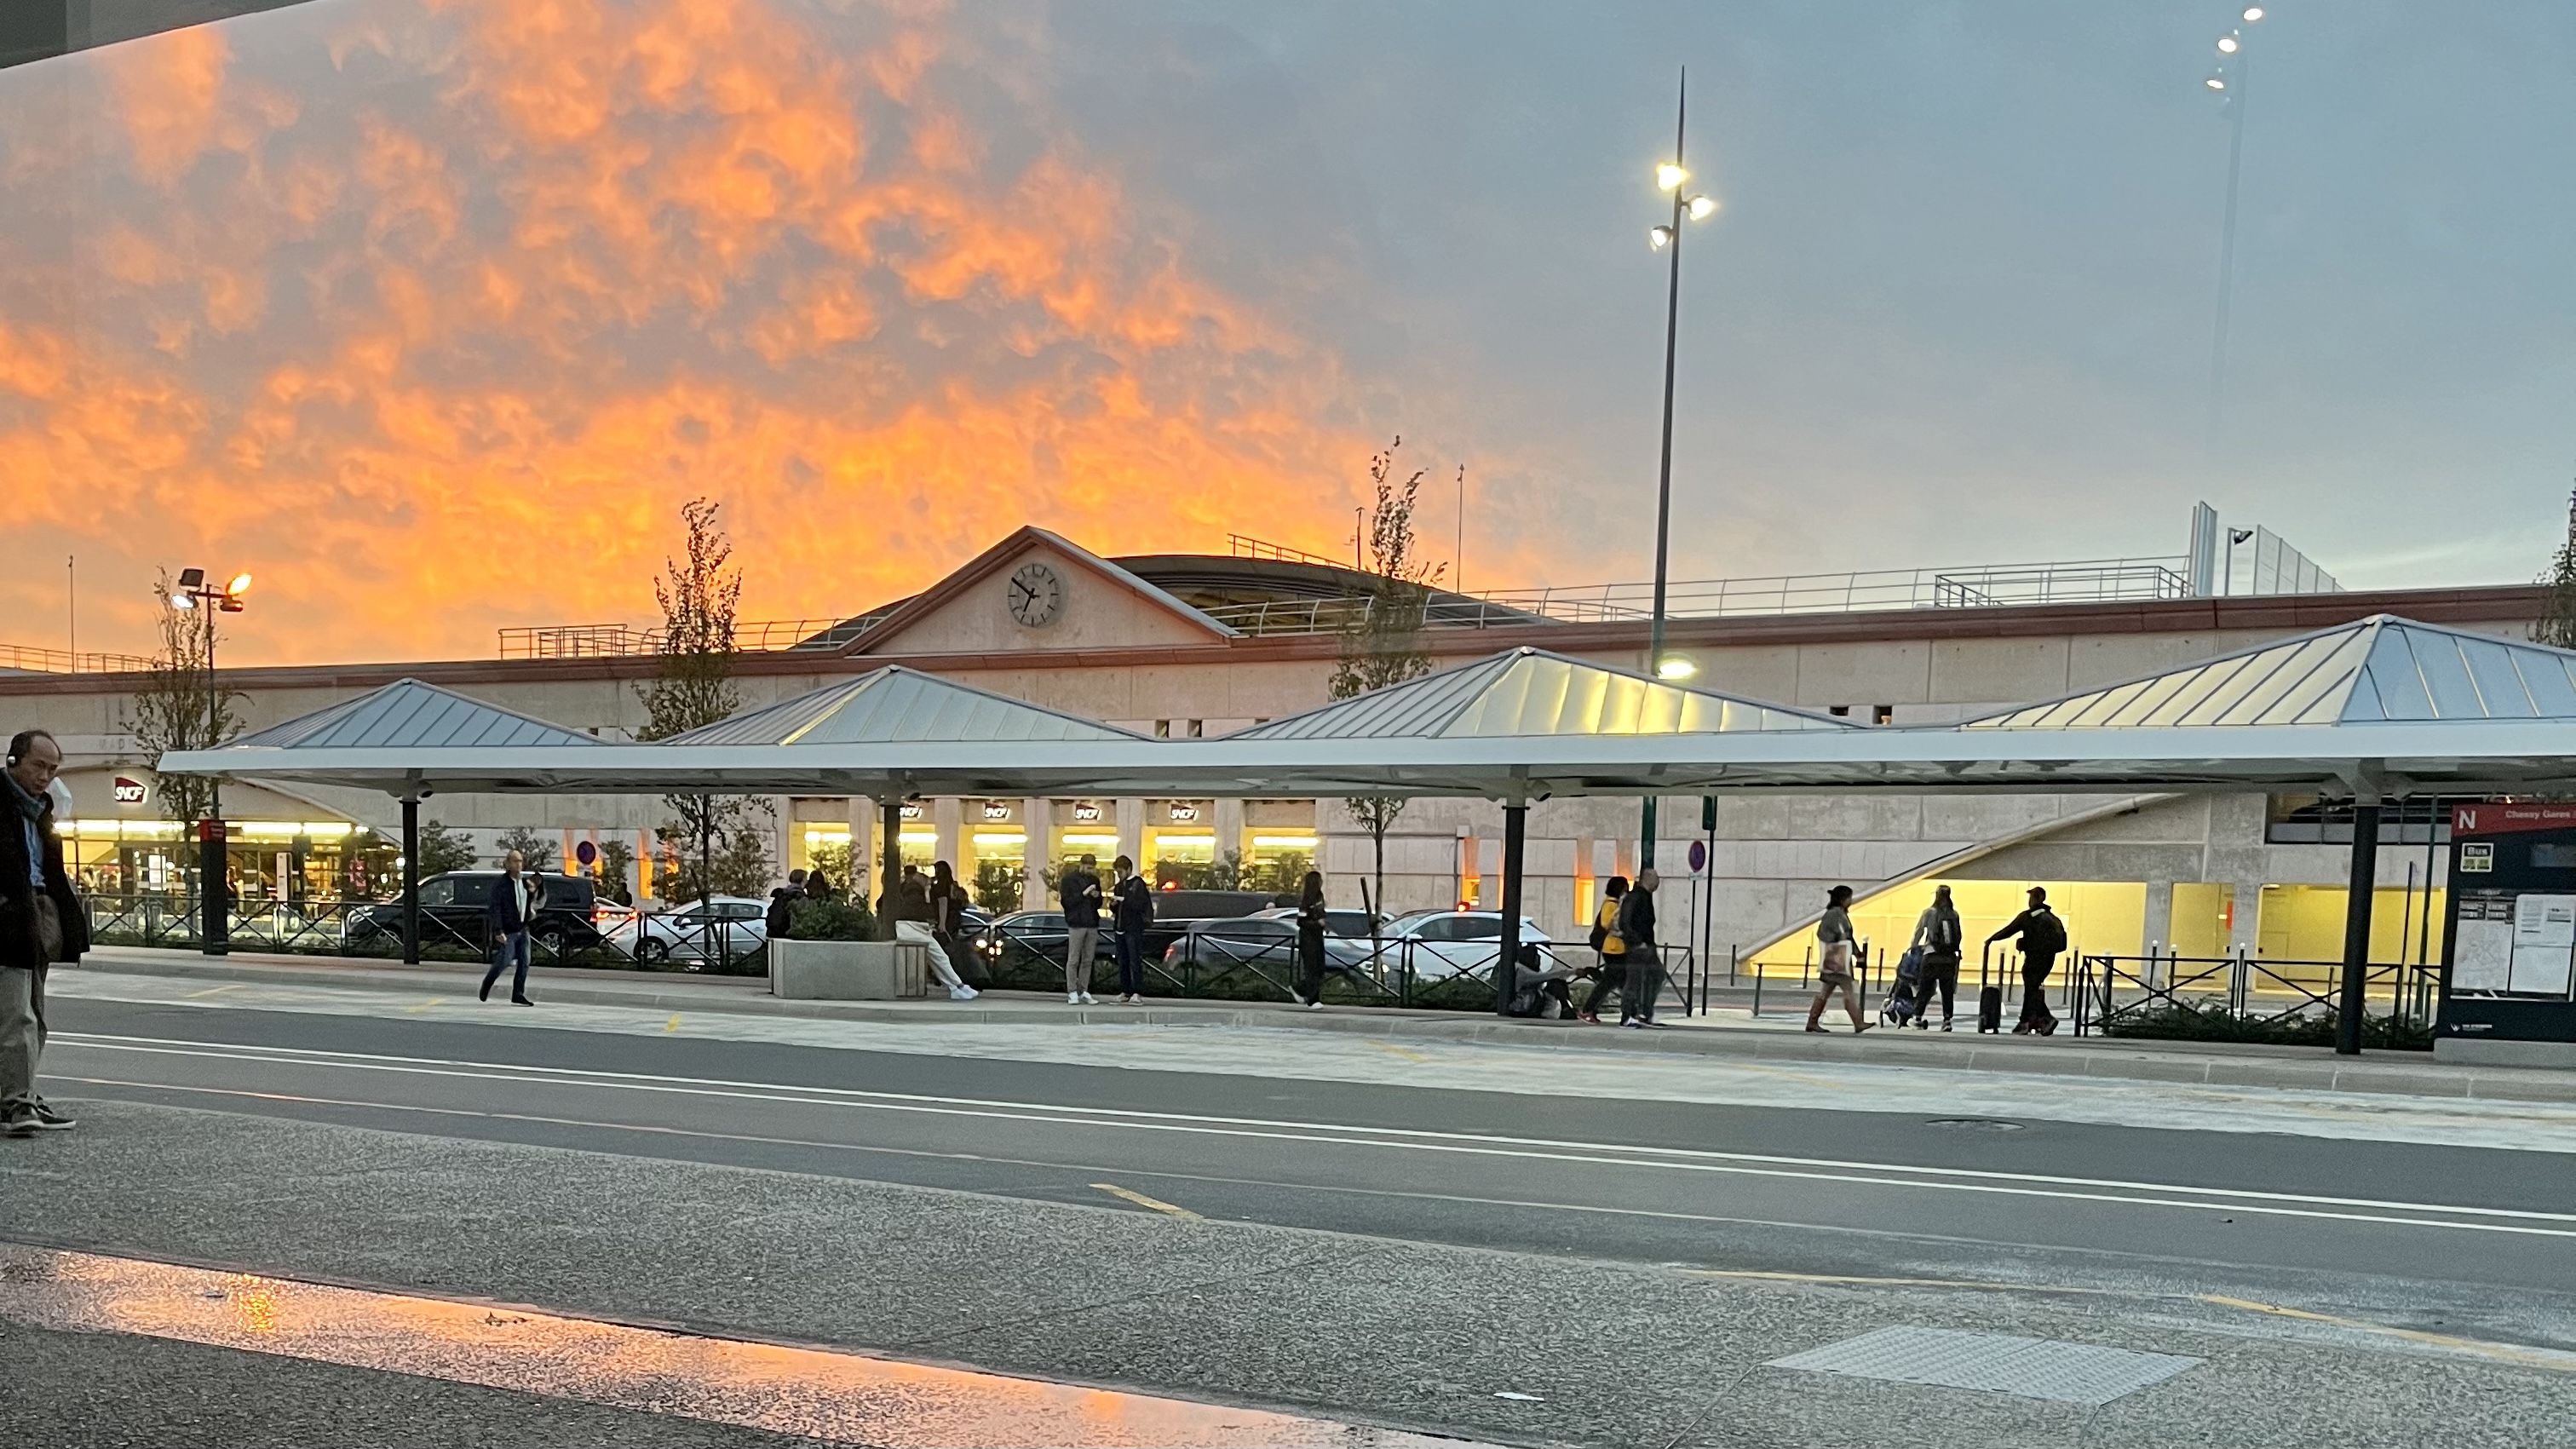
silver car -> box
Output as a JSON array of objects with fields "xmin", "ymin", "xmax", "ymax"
[{"xmin": 620, "ymin": 895, "xmax": 771, "ymax": 967}]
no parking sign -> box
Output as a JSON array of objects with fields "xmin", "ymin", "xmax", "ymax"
[{"xmin": 1687, "ymin": 839, "xmax": 1707, "ymax": 874}]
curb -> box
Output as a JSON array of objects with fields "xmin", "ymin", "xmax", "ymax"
[{"xmin": 69, "ymin": 950, "xmax": 2576, "ymax": 1106}]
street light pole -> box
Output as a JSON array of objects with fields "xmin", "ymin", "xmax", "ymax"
[
  {"xmin": 1638, "ymin": 68, "xmax": 1716, "ymax": 867},
  {"xmin": 174, "ymin": 568, "xmax": 250, "ymax": 956},
  {"xmin": 2205, "ymin": 8, "xmax": 2265, "ymax": 454}
]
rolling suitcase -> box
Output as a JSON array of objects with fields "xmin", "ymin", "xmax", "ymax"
[{"xmin": 1976, "ymin": 944, "xmax": 2003, "ymax": 1033}]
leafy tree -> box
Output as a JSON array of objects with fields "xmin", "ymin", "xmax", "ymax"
[
  {"xmin": 2537, "ymin": 486, "xmax": 2576, "ymax": 650},
  {"xmin": 417, "ymin": 819, "xmax": 479, "ymax": 877},
  {"xmin": 124, "ymin": 571, "xmax": 243, "ymax": 825},
  {"xmin": 635, "ymin": 498, "xmax": 769, "ymax": 900},
  {"xmin": 594, "ymin": 837, "xmax": 636, "ymax": 906},
  {"xmin": 805, "ymin": 839, "xmax": 854, "ymax": 898},
  {"xmin": 493, "ymin": 825, "xmax": 558, "ymax": 872},
  {"xmin": 655, "ymin": 823, "xmax": 773, "ymax": 902},
  {"xmin": 1331, "ymin": 438, "xmax": 1450, "ymax": 917},
  {"xmin": 972, "ymin": 859, "xmax": 1025, "ymax": 914}
]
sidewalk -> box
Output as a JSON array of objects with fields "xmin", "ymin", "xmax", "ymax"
[{"xmin": 76, "ymin": 944, "xmax": 2576, "ymax": 1105}]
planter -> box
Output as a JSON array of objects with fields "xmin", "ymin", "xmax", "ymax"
[{"xmin": 770, "ymin": 938, "xmax": 929, "ymax": 1000}]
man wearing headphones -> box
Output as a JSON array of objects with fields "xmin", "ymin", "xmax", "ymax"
[{"xmin": 2, "ymin": 729, "xmax": 87, "ymax": 1137}]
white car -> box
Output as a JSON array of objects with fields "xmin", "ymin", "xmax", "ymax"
[
  {"xmin": 620, "ymin": 894, "xmax": 771, "ymax": 967},
  {"xmin": 1377, "ymin": 910, "xmax": 1555, "ymax": 980}
]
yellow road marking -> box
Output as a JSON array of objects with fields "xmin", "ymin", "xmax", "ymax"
[
  {"xmin": 400, "ymin": 998, "xmax": 445, "ymax": 1015},
  {"xmin": 664, "ymin": 1015, "xmax": 682, "ymax": 1033},
  {"xmin": 1090, "ymin": 1182, "xmax": 1201, "ymax": 1221},
  {"xmin": 1687, "ymin": 1268, "xmax": 2576, "ymax": 1372},
  {"xmin": 185, "ymin": 985, "xmax": 242, "ymax": 999},
  {"xmin": 1366, "ymin": 1040, "xmax": 1432, "ymax": 1064}
]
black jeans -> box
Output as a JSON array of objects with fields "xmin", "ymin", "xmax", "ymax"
[
  {"xmin": 1296, "ymin": 928, "xmax": 1326, "ymax": 1003},
  {"xmin": 2018, "ymin": 955, "xmax": 2057, "ymax": 1026},
  {"xmin": 1624, "ymin": 948, "xmax": 1662, "ymax": 1022},
  {"xmin": 1115, "ymin": 929, "xmax": 1146, "ymax": 997},
  {"xmin": 1581, "ymin": 959, "xmax": 1626, "ymax": 1016},
  {"xmin": 1912, "ymin": 954, "xmax": 1960, "ymax": 1021}
]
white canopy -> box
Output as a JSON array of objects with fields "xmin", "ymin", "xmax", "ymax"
[{"xmin": 156, "ymin": 619, "xmax": 2576, "ymax": 802}]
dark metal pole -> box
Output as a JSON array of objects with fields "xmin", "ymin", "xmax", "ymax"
[
  {"xmin": 879, "ymin": 794, "xmax": 903, "ymax": 941},
  {"xmin": 400, "ymin": 797, "xmax": 421, "ymax": 964},
  {"xmin": 1640, "ymin": 67, "xmax": 1688, "ymax": 871},
  {"xmin": 1495, "ymin": 801, "xmax": 1527, "ymax": 1017},
  {"xmin": 201, "ymin": 611, "xmax": 228, "ymax": 957},
  {"xmin": 2336, "ymin": 800, "xmax": 2381, "ymax": 1056}
]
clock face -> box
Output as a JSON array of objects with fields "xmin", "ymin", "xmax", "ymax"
[{"xmin": 1006, "ymin": 561, "xmax": 1063, "ymax": 628}]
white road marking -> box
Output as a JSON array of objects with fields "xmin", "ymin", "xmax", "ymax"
[{"xmin": 52, "ymin": 1032, "xmax": 2576, "ymax": 1239}]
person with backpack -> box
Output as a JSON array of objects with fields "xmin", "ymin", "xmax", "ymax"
[
  {"xmin": 1577, "ymin": 875, "xmax": 1629, "ymax": 1023},
  {"xmin": 1907, "ymin": 884, "xmax": 1965, "ymax": 1031},
  {"xmin": 1804, "ymin": 884, "xmax": 1872, "ymax": 1034},
  {"xmin": 1987, "ymin": 885, "xmax": 2067, "ymax": 1035}
]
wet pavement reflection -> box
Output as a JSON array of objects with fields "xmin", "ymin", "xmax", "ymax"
[{"xmin": 0, "ymin": 1243, "xmax": 1486, "ymax": 1447}]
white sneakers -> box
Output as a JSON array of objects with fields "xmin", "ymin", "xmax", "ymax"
[
  {"xmin": 1079, "ymin": 992, "xmax": 1100, "ymax": 1004},
  {"xmin": 1067, "ymin": 992, "xmax": 1083, "ymax": 1004},
  {"xmin": 949, "ymin": 986, "xmax": 979, "ymax": 1001},
  {"xmin": 1305, "ymin": 999, "xmax": 1324, "ymax": 1011}
]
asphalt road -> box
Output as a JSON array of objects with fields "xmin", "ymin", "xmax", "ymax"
[{"xmin": 43, "ymin": 996, "xmax": 2576, "ymax": 1320}]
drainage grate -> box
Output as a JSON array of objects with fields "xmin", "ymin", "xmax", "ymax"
[{"xmin": 1768, "ymin": 1325, "xmax": 2199, "ymax": 1406}]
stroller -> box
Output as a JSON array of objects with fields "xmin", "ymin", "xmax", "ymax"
[{"xmin": 1879, "ymin": 946, "xmax": 1924, "ymax": 1028}]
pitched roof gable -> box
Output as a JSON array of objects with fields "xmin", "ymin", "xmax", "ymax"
[
  {"xmin": 666, "ymin": 667, "xmax": 1145, "ymax": 745},
  {"xmin": 844, "ymin": 526, "xmax": 1238, "ymax": 657},
  {"xmin": 231, "ymin": 679, "xmax": 601, "ymax": 750},
  {"xmin": 1234, "ymin": 647, "xmax": 1854, "ymax": 740}
]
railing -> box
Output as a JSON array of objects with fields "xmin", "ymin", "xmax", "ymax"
[
  {"xmin": 0, "ymin": 643, "xmax": 158, "ymax": 676},
  {"xmin": 82, "ymin": 893, "xmax": 770, "ymax": 975},
  {"xmin": 497, "ymin": 618, "xmax": 870, "ymax": 660},
  {"xmin": 1474, "ymin": 556, "xmax": 2193, "ymax": 626},
  {"xmin": 1228, "ymin": 533, "xmax": 1352, "ymax": 570},
  {"xmin": 2067, "ymin": 948, "xmax": 2441, "ymax": 1044}
]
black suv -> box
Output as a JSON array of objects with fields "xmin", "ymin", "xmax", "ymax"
[{"xmin": 345, "ymin": 871, "xmax": 604, "ymax": 955}]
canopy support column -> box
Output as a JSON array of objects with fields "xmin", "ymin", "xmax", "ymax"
[
  {"xmin": 400, "ymin": 796, "xmax": 421, "ymax": 966},
  {"xmin": 880, "ymin": 793, "xmax": 904, "ymax": 940},
  {"xmin": 1495, "ymin": 797, "xmax": 1527, "ymax": 1018},
  {"xmin": 2336, "ymin": 798, "xmax": 2381, "ymax": 1056}
]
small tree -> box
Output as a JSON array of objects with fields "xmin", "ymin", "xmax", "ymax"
[
  {"xmin": 1331, "ymin": 438, "xmax": 1449, "ymax": 917},
  {"xmin": 494, "ymin": 825, "xmax": 558, "ymax": 872},
  {"xmin": 594, "ymin": 837, "xmax": 636, "ymax": 906},
  {"xmin": 635, "ymin": 498, "xmax": 768, "ymax": 900},
  {"xmin": 656, "ymin": 822, "xmax": 773, "ymax": 901},
  {"xmin": 417, "ymin": 819, "xmax": 479, "ymax": 876},
  {"xmin": 806, "ymin": 840, "xmax": 854, "ymax": 896},
  {"xmin": 973, "ymin": 859, "xmax": 1025, "ymax": 914},
  {"xmin": 2537, "ymin": 486, "xmax": 2576, "ymax": 650},
  {"xmin": 125, "ymin": 571, "xmax": 242, "ymax": 826}
]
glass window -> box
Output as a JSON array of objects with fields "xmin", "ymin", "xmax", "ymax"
[
  {"xmin": 1452, "ymin": 917, "xmax": 1503, "ymax": 940},
  {"xmin": 418, "ymin": 879, "xmax": 456, "ymax": 908},
  {"xmin": 449, "ymin": 877, "xmax": 495, "ymax": 906},
  {"xmin": 1411, "ymin": 917, "xmax": 1459, "ymax": 942}
]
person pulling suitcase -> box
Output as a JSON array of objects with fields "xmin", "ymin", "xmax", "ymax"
[{"xmin": 1986, "ymin": 885, "xmax": 2067, "ymax": 1036}]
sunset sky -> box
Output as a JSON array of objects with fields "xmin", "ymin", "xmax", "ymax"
[{"xmin": 3, "ymin": 0, "xmax": 2571, "ymax": 664}]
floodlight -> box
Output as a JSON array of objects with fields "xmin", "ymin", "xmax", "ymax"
[
  {"xmin": 2217, "ymin": 35, "xmax": 2239, "ymax": 53},
  {"xmin": 1655, "ymin": 657, "xmax": 1698, "ymax": 681},
  {"xmin": 1655, "ymin": 163, "xmax": 1688, "ymax": 192},
  {"xmin": 1687, "ymin": 194, "xmax": 1717, "ymax": 220},
  {"xmin": 226, "ymin": 572, "xmax": 253, "ymax": 597},
  {"xmin": 1649, "ymin": 226, "xmax": 1673, "ymax": 250},
  {"xmin": 177, "ymin": 567, "xmax": 204, "ymax": 589}
]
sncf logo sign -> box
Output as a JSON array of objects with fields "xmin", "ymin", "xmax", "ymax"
[{"xmin": 111, "ymin": 776, "xmax": 147, "ymax": 806}]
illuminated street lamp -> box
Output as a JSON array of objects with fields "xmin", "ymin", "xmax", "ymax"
[
  {"xmin": 1638, "ymin": 68, "xmax": 1718, "ymax": 866},
  {"xmin": 2204, "ymin": 5, "xmax": 2268, "ymax": 450},
  {"xmin": 172, "ymin": 566, "xmax": 250, "ymax": 955}
]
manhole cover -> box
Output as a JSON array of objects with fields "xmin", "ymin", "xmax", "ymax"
[
  {"xmin": 1926, "ymin": 1118, "xmax": 2026, "ymax": 1131},
  {"xmin": 1769, "ymin": 1325, "xmax": 2199, "ymax": 1406}
]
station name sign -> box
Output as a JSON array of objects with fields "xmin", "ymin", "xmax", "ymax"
[{"xmin": 2452, "ymin": 803, "xmax": 2576, "ymax": 837}]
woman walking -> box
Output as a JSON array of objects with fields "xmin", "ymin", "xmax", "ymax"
[
  {"xmin": 1577, "ymin": 876, "xmax": 1629, "ymax": 1024},
  {"xmin": 1907, "ymin": 884, "xmax": 1964, "ymax": 1030},
  {"xmin": 1294, "ymin": 871, "xmax": 1329, "ymax": 1010},
  {"xmin": 1805, "ymin": 884, "xmax": 1872, "ymax": 1034}
]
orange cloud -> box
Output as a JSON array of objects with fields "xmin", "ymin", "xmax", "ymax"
[{"xmin": 0, "ymin": 0, "xmax": 1412, "ymax": 666}]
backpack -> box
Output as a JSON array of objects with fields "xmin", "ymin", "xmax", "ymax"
[
  {"xmin": 2022, "ymin": 907, "xmax": 2067, "ymax": 956},
  {"xmin": 764, "ymin": 891, "xmax": 795, "ymax": 940},
  {"xmin": 1591, "ymin": 898, "xmax": 1624, "ymax": 955}
]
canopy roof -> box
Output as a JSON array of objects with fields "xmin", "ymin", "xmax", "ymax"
[
  {"xmin": 157, "ymin": 620, "xmax": 2576, "ymax": 802},
  {"xmin": 668, "ymin": 667, "xmax": 1142, "ymax": 746},
  {"xmin": 230, "ymin": 679, "xmax": 601, "ymax": 750},
  {"xmin": 1238, "ymin": 647, "xmax": 1852, "ymax": 740},
  {"xmin": 1966, "ymin": 616, "xmax": 2576, "ymax": 730}
]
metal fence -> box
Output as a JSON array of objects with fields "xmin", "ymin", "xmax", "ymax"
[
  {"xmin": 82, "ymin": 893, "xmax": 771, "ymax": 975},
  {"xmin": 2067, "ymin": 949, "xmax": 2441, "ymax": 1040}
]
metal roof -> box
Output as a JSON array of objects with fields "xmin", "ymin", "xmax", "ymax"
[
  {"xmin": 1966, "ymin": 616, "xmax": 2576, "ymax": 729},
  {"xmin": 667, "ymin": 667, "xmax": 1146, "ymax": 747},
  {"xmin": 229, "ymin": 679, "xmax": 601, "ymax": 750},
  {"xmin": 1236, "ymin": 648, "xmax": 1856, "ymax": 741}
]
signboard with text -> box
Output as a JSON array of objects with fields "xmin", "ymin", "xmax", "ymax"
[{"xmin": 2441, "ymin": 805, "xmax": 2576, "ymax": 1043}]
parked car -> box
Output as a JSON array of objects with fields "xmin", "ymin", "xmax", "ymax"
[
  {"xmin": 343, "ymin": 871, "xmax": 605, "ymax": 955},
  {"xmin": 617, "ymin": 895, "xmax": 770, "ymax": 967},
  {"xmin": 1163, "ymin": 915, "xmax": 1378, "ymax": 975},
  {"xmin": 1375, "ymin": 911, "xmax": 1556, "ymax": 980},
  {"xmin": 972, "ymin": 890, "xmax": 1272, "ymax": 976},
  {"xmin": 1251, "ymin": 906, "xmax": 1381, "ymax": 938}
]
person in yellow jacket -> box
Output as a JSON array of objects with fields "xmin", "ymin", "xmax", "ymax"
[{"xmin": 1576, "ymin": 875, "xmax": 1630, "ymax": 1023}]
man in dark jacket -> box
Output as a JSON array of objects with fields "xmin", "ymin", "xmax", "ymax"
[
  {"xmin": 1617, "ymin": 868, "xmax": 1662, "ymax": 1029},
  {"xmin": 478, "ymin": 849, "xmax": 540, "ymax": 1006},
  {"xmin": 1110, "ymin": 854, "xmax": 1153, "ymax": 1004},
  {"xmin": 2, "ymin": 729, "xmax": 87, "ymax": 1136},
  {"xmin": 1987, "ymin": 886, "xmax": 2067, "ymax": 1035}
]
